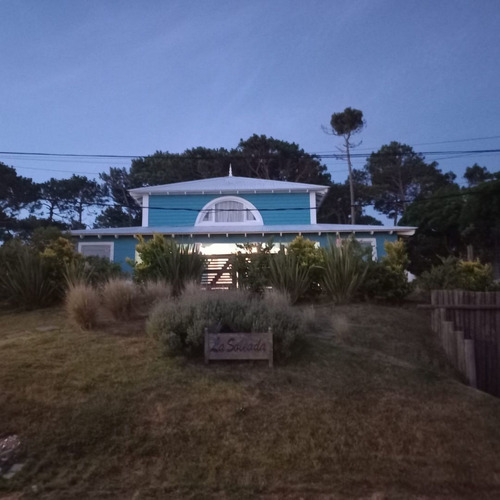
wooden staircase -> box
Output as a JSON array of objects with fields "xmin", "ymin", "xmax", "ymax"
[{"xmin": 201, "ymin": 255, "xmax": 234, "ymax": 289}]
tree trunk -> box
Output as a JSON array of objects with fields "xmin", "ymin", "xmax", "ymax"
[{"xmin": 345, "ymin": 138, "xmax": 356, "ymax": 224}]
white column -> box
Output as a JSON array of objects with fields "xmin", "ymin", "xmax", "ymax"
[
  {"xmin": 309, "ymin": 192, "xmax": 317, "ymax": 224},
  {"xmin": 142, "ymin": 194, "xmax": 149, "ymax": 227}
]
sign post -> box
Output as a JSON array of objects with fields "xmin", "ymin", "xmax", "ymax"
[{"xmin": 204, "ymin": 328, "xmax": 273, "ymax": 367}]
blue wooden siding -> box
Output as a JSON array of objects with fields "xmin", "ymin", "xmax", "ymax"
[
  {"xmin": 147, "ymin": 193, "xmax": 311, "ymax": 227},
  {"xmin": 148, "ymin": 195, "xmax": 213, "ymax": 226},
  {"xmin": 244, "ymin": 193, "xmax": 310, "ymax": 225}
]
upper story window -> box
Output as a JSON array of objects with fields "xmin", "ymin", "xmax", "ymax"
[{"xmin": 195, "ymin": 196, "xmax": 263, "ymax": 225}]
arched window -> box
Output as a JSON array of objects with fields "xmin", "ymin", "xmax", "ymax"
[{"xmin": 195, "ymin": 196, "xmax": 263, "ymax": 225}]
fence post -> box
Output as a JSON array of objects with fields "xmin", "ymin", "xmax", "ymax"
[
  {"xmin": 464, "ymin": 339, "xmax": 477, "ymax": 388},
  {"xmin": 456, "ymin": 330, "xmax": 466, "ymax": 375}
]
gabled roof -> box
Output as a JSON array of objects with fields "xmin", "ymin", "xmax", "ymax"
[{"xmin": 128, "ymin": 175, "xmax": 329, "ymax": 201}]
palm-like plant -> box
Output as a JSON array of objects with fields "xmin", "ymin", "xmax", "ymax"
[
  {"xmin": 321, "ymin": 237, "xmax": 368, "ymax": 304},
  {"xmin": 269, "ymin": 251, "xmax": 312, "ymax": 305}
]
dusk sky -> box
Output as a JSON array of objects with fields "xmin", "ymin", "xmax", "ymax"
[{"xmin": 1, "ymin": 0, "xmax": 499, "ymax": 188}]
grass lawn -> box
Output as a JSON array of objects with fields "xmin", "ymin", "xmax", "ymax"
[{"xmin": 1, "ymin": 303, "xmax": 500, "ymax": 499}]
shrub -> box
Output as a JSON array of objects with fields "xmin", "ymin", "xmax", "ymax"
[
  {"xmin": 132, "ymin": 235, "xmax": 205, "ymax": 296},
  {"xmin": 321, "ymin": 237, "xmax": 368, "ymax": 304},
  {"xmin": 65, "ymin": 284, "xmax": 100, "ymax": 329},
  {"xmin": 362, "ymin": 263, "xmax": 413, "ymax": 301},
  {"xmin": 147, "ymin": 289, "xmax": 310, "ymax": 362},
  {"xmin": 102, "ymin": 278, "xmax": 139, "ymax": 320},
  {"xmin": 418, "ymin": 256, "xmax": 494, "ymax": 292},
  {"xmin": 0, "ymin": 243, "xmax": 59, "ymax": 309},
  {"xmin": 457, "ymin": 259, "xmax": 494, "ymax": 291},
  {"xmin": 269, "ymin": 251, "xmax": 311, "ymax": 304},
  {"xmin": 84, "ymin": 256, "xmax": 123, "ymax": 285},
  {"xmin": 287, "ymin": 236, "xmax": 324, "ymax": 298},
  {"xmin": 64, "ymin": 256, "xmax": 124, "ymax": 289},
  {"xmin": 230, "ymin": 241, "xmax": 274, "ymax": 294},
  {"xmin": 361, "ymin": 241, "xmax": 413, "ymax": 301}
]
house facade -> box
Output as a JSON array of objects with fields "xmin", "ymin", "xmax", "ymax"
[{"xmin": 71, "ymin": 172, "xmax": 415, "ymax": 276}]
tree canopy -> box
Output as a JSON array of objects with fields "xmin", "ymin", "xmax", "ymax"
[
  {"xmin": 0, "ymin": 162, "xmax": 39, "ymax": 239},
  {"xmin": 401, "ymin": 165, "xmax": 500, "ymax": 274},
  {"xmin": 364, "ymin": 141, "xmax": 454, "ymax": 224}
]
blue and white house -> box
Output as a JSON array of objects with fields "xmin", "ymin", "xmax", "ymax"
[{"xmin": 72, "ymin": 171, "xmax": 415, "ymax": 283}]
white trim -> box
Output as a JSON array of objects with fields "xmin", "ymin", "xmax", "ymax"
[
  {"xmin": 195, "ymin": 196, "xmax": 263, "ymax": 226},
  {"xmin": 142, "ymin": 194, "xmax": 149, "ymax": 227},
  {"xmin": 309, "ymin": 192, "xmax": 317, "ymax": 224},
  {"xmin": 355, "ymin": 238, "xmax": 377, "ymax": 260},
  {"xmin": 77, "ymin": 242, "xmax": 114, "ymax": 261}
]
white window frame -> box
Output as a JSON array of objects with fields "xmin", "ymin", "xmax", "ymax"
[
  {"xmin": 78, "ymin": 242, "xmax": 114, "ymax": 261},
  {"xmin": 356, "ymin": 238, "xmax": 377, "ymax": 260},
  {"xmin": 195, "ymin": 196, "xmax": 263, "ymax": 226}
]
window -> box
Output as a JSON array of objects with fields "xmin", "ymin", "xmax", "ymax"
[
  {"xmin": 196, "ymin": 196, "xmax": 263, "ymax": 225},
  {"xmin": 356, "ymin": 238, "xmax": 377, "ymax": 260},
  {"xmin": 78, "ymin": 242, "xmax": 114, "ymax": 261}
]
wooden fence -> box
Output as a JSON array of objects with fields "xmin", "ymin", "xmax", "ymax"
[{"xmin": 430, "ymin": 290, "xmax": 500, "ymax": 397}]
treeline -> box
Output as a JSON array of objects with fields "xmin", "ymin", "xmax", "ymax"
[{"xmin": 1, "ymin": 133, "xmax": 499, "ymax": 274}]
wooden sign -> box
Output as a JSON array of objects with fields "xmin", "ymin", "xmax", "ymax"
[{"xmin": 204, "ymin": 329, "xmax": 273, "ymax": 367}]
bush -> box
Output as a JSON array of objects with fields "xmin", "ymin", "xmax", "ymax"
[
  {"xmin": 132, "ymin": 235, "xmax": 205, "ymax": 296},
  {"xmin": 65, "ymin": 284, "xmax": 100, "ymax": 329},
  {"xmin": 102, "ymin": 278, "xmax": 139, "ymax": 320},
  {"xmin": 287, "ymin": 236, "xmax": 324, "ymax": 298},
  {"xmin": 418, "ymin": 256, "xmax": 494, "ymax": 292},
  {"xmin": 230, "ymin": 241, "xmax": 274, "ymax": 294},
  {"xmin": 361, "ymin": 241, "xmax": 413, "ymax": 301},
  {"xmin": 64, "ymin": 256, "xmax": 123, "ymax": 289},
  {"xmin": 147, "ymin": 288, "xmax": 310, "ymax": 362},
  {"xmin": 321, "ymin": 237, "xmax": 368, "ymax": 304},
  {"xmin": 362, "ymin": 263, "xmax": 413, "ymax": 301},
  {"xmin": 0, "ymin": 243, "xmax": 59, "ymax": 309}
]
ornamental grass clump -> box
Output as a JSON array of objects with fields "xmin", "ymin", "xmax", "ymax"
[
  {"xmin": 269, "ymin": 251, "xmax": 312, "ymax": 305},
  {"xmin": 139, "ymin": 280, "xmax": 172, "ymax": 311},
  {"xmin": 147, "ymin": 288, "xmax": 309, "ymax": 362},
  {"xmin": 65, "ymin": 283, "xmax": 100, "ymax": 329},
  {"xmin": 0, "ymin": 243, "xmax": 59, "ymax": 309},
  {"xmin": 102, "ymin": 278, "xmax": 139, "ymax": 321},
  {"xmin": 321, "ymin": 237, "xmax": 368, "ymax": 304}
]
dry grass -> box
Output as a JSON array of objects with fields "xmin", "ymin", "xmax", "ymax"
[
  {"xmin": 140, "ymin": 280, "xmax": 171, "ymax": 310},
  {"xmin": 1, "ymin": 304, "xmax": 500, "ymax": 499},
  {"xmin": 65, "ymin": 284, "xmax": 100, "ymax": 330},
  {"xmin": 101, "ymin": 278, "xmax": 138, "ymax": 320}
]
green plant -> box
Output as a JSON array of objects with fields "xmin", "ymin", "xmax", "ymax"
[
  {"xmin": 269, "ymin": 250, "xmax": 311, "ymax": 304},
  {"xmin": 102, "ymin": 278, "xmax": 139, "ymax": 320},
  {"xmin": 65, "ymin": 283, "xmax": 100, "ymax": 329},
  {"xmin": 287, "ymin": 236, "xmax": 324, "ymax": 298},
  {"xmin": 457, "ymin": 259, "xmax": 494, "ymax": 291},
  {"xmin": 418, "ymin": 256, "xmax": 460, "ymax": 290},
  {"xmin": 40, "ymin": 236, "xmax": 83, "ymax": 297},
  {"xmin": 147, "ymin": 289, "xmax": 310, "ymax": 361},
  {"xmin": 417, "ymin": 257, "xmax": 492, "ymax": 292},
  {"xmin": 230, "ymin": 241, "xmax": 274, "ymax": 294},
  {"xmin": 0, "ymin": 243, "xmax": 59, "ymax": 309},
  {"xmin": 418, "ymin": 257, "xmax": 494, "ymax": 292},
  {"xmin": 361, "ymin": 241, "xmax": 413, "ymax": 301},
  {"xmin": 131, "ymin": 235, "xmax": 205, "ymax": 296},
  {"xmin": 321, "ymin": 237, "xmax": 368, "ymax": 304}
]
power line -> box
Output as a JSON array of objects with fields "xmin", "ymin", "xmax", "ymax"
[
  {"xmin": 1, "ymin": 147, "xmax": 500, "ymax": 162},
  {"xmin": 312, "ymin": 134, "xmax": 500, "ymax": 153}
]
